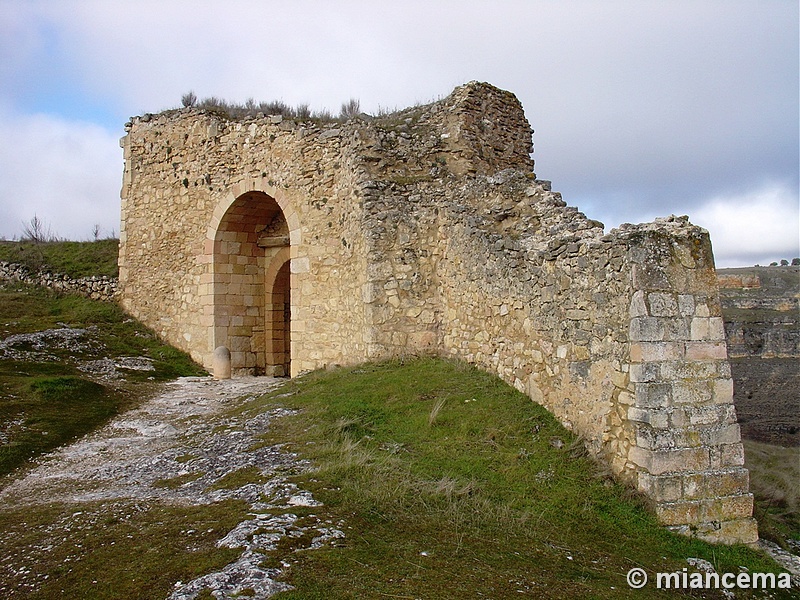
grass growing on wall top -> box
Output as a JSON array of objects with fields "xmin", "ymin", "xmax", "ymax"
[{"xmin": 243, "ymin": 358, "xmax": 790, "ymax": 599}]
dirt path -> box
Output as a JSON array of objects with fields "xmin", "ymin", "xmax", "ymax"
[{"xmin": 0, "ymin": 376, "xmax": 343, "ymax": 599}]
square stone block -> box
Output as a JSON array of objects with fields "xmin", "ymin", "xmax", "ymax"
[
  {"xmin": 634, "ymin": 382, "xmax": 673, "ymax": 408},
  {"xmin": 711, "ymin": 378, "xmax": 734, "ymax": 404},
  {"xmin": 655, "ymin": 499, "xmax": 701, "ymax": 525},
  {"xmin": 693, "ymin": 517, "xmax": 759, "ymax": 545},
  {"xmin": 645, "ymin": 447, "xmax": 710, "ymax": 475},
  {"xmin": 701, "ymin": 494, "xmax": 753, "ymax": 522},
  {"xmin": 629, "ymin": 317, "xmax": 665, "ymax": 342},
  {"xmin": 647, "ymin": 292, "xmax": 678, "ymax": 317},
  {"xmin": 630, "ymin": 341, "xmax": 683, "ymax": 363}
]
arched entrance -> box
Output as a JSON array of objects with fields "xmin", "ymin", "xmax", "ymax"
[
  {"xmin": 212, "ymin": 190, "xmax": 291, "ymax": 376},
  {"xmin": 264, "ymin": 247, "xmax": 291, "ymax": 376}
]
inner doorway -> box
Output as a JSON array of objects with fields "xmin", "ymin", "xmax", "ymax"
[
  {"xmin": 212, "ymin": 190, "xmax": 291, "ymax": 376},
  {"xmin": 266, "ymin": 260, "xmax": 291, "ymax": 376}
]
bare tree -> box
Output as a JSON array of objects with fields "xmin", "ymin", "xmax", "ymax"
[{"xmin": 21, "ymin": 215, "xmax": 57, "ymax": 243}]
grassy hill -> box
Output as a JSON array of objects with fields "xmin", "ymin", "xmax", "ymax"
[
  {"xmin": 1, "ymin": 357, "xmax": 795, "ymax": 598},
  {"xmin": 255, "ymin": 359, "xmax": 796, "ymax": 598},
  {"xmin": 0, "ymin": 239, "xmax": 119, "ymax": 278},
  {"xmin": 0, "ymin": 282, "xmax": 205, "ymax": 478},
  {"xmin": 0, "ymin": 242, "xmax": 797, "ymax": 598}
]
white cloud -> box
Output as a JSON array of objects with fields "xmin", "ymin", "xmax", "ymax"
[
  {"xmin": 0, "ymin": 0, "xmax": 795, "ymax": 262},
  {"xmin": 0, "ymin": 107, "xmax": 122, "ymax": 240},
  {"xmin": 690, "ymin": 183, "xmax": 800, "ymax": 268}
]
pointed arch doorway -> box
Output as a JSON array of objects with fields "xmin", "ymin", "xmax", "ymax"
[{"xmin": 212, "ymin": 190, "xmax": 292, "ymax": 376}]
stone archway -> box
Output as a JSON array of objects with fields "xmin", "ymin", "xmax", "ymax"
[{"xmin": 210, "ymin": 189, "xmax": 293, "ymax": 375}]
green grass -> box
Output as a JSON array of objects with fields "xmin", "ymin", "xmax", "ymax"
[
  {"xmin": 0, "ymin": 375, "xmax": 116, "ymax": 478},
  {"xmin": 0, "ymin": 239, "xmax": 119, "ymax": 278},
  {"xmin": 745, "ymin": 440, "xmax": 800, "ymax": 548},
  {"xmin": 0, "ymin": 282, "xmax": 205, "ymax": 478},
  {"xmin": 0, "ymin": 499, "xmax": 248, "ymax": 599},
  {"xmin": 207, "ymin": 465, "xmax": 270, "ymax": 491},
  {"xmin": 0, "ymin": 357, "xmax": 795, "ymax": 598},
  {"xmin": 233, "ymin": 358, "xmax": 795, "ymax": 599}
]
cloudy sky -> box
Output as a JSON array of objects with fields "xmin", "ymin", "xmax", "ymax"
[{"xmin": 0, "ymin": 0, "xmax": 797, "ymax": 267}]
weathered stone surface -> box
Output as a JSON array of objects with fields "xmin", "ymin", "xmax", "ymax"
[
  {"xmin": 212, "ymin": 345, "xmax": 232, "ymax": 379},
  {"xmin": 0, "ymin": 376, "xmax": 343, "ymax": 597},
  {"xmin": 118, "ymin": 81, "xmax": 755, "ymax": 544},
  {"xmin": 0, "ymin": 261, "xmax": 118, "ymax": 301}
]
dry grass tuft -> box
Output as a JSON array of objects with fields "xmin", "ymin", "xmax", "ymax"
[{"xmin": 428, "ymin": 398, "xmax": 446, "ymax": 425}]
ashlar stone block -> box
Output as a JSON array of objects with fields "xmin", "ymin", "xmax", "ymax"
[
  {"xmin": 647, "ymin": 292, "xmax": 678, "ymax": 317},
  {"xmin": 630, "ymin": 446, "xmax": 710, "ymax": 475},
  {"xmin": 634, "ymin": 382, "xmax": 673, "ymax": 408},
  {"xmin": 629, "ymin": 341, "xmax": 683, "ymax": 363},
  {"xmin": 692, "ymin": 517, "xmax": 758, "ymax": 545},
  {"xmin": 629, "ymin": 317, "xmax": 665, "ymax": 342}
]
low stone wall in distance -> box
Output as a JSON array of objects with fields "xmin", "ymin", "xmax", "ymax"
[{"xmin": 0, "ymin": 261, "xmax": 118, "ymax": 302}]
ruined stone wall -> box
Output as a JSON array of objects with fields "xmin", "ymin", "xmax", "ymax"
[
  {"xmin": 120, "ymin": 81, "xmax": 756, "ymax": 543},
  {"xmin": 0, "ymin": 261, "xmax": 118, "ymax": 301},
  {"xmin": 362, "ymin": 166, "xmax": 756, "ymax": 543}
]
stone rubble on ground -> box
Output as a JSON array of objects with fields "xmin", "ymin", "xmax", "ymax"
[
  {"xmin": 0, "ymin": 325, "xmax": 157, "ymax": 381},
  {"xmin": 0, "ymin": 376, "xmax": 344, "ymax": 599},
  {"xmin": 0, "ymin": 326, "xmax": 99, "ymax": 360}
]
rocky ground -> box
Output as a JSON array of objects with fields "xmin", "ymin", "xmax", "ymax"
[{"xmin": 0, "ymin": 376, "xmax": 344, "ymax": 599}]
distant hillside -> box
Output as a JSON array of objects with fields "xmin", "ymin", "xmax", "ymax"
[
  {"xmin": 717, "ymin": 266, "xmax": 799, "ymax": 446},
  {"xmin": 717, "ymin": 265, "xmax": 799, "ymax": 358}
]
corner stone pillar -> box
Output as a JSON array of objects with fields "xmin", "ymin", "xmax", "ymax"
[{"xmin": 620, "ymin": 222, "xmax": 758, "ymax": 544}]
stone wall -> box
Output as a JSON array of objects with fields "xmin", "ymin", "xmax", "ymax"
[
  {"xmin": 119, "ymin": 103, "xmax": 371, "ymax": 375},
  {"xmin": 119, "ymin": 81, "xmax": 756, "ymax": 544},
  {"xmin": 0, "ymin": 261, "xmax": 118, "ymax": 301}
]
